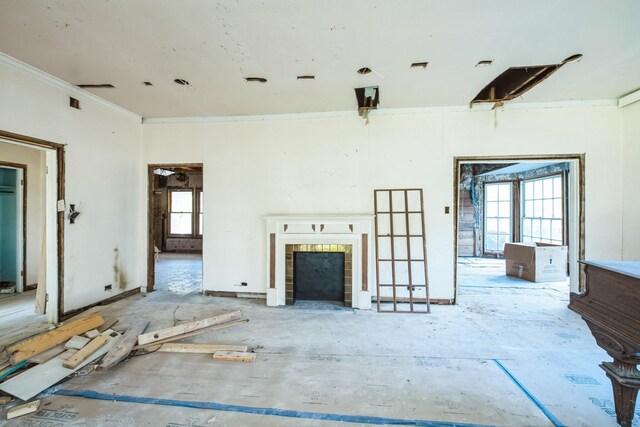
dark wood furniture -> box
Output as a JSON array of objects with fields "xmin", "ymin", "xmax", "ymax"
[{"xmin": 569, "ymin": 261, "xmax": 640, "ymax": 427}]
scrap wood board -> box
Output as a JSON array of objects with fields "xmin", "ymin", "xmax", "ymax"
[
  {"xmin": 27, "ymin": 345, "xmax": 65, "ymax": 364},
  {"xmin": 7, "ymin": 312, "xmax": 104, "ymax": 364},
  {"xmin": 100, "ymin": 320, "xmax": 149, "ymax": 369},
  {"xmin": 137, "ymin": 311, "xmax": 241, "ymax": 345},
  {"xmin": 0, "ymin": 323, "xmax": 53, "ymax": 350},
  {"xmin": 63, "ymin": 335, "xmax": 108, "ymax": 369},
  {"xmin": 158, "ymin": 343, "xmax": 248, "ymax": 353},
  {"xmin": 0, "ymin": 332, "xmax": 118, "ymax": 401},
  {"xmin": 212, "ymin": 351, "xmax": 256, "ymax": 362},
  {"xmin": 7, "ymin": 400, "xmax": 40, "ymax": 419},
  {"xmin": 132, "ymin": 319, "xmax": 249, "ymax": 350}
]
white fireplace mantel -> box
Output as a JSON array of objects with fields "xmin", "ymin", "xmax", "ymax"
[{"xmin": 263, "ymin": 214, "xmax": 374, "ymax": 309}]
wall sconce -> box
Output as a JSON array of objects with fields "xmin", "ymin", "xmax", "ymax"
[{"xmin": 69, "ymin": 204, "xmax": 80, "ymax": 224}]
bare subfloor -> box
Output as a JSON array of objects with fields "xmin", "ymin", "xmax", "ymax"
[
  {"xmin": 154, "ymin": 252, "xmax": 203, "ymax": 295},
  {"xmin": 0, "ymin": 291, "xmax": 49, "ymax": 347},
  {"xmin": 1, "ymin": 258, "xmax": 626, "ymax": 426}
]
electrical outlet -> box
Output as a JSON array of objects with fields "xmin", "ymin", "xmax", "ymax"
[
  {"xmin": 241, "ymin": 282, "xmax": 248, "ymax": 286},
  {"xmin": 104, "ymin": 284, "xmax": 112, "ymax": 291}
]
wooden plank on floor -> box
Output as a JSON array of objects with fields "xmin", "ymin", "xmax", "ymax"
[
  {"xmin": 0, "ymin": 332, "xmax": 118, "ymax": 401},
  {"xmin": 0, "ymin": 323, "xmax": 53, "ymax": 350},
  {"xmin": 133, "ymin": 319, "xmax": 249, "ymax": 351},
  {"xmin": 7, "ymin": 400, "xmax": 39, "ymax": 419},
  {"xmin": 158, "ymin": 343, "xmax": 248, "ymax": 354},
  {"xmin": 7, "ymin": 313, "xmax": 104, "ymax": 364},
  {"xmin": 100, "ymin": 320, "xmax": 149, "ymax": 369},
  {"xmin": 98, "ymin": 319, "xmax": 119, "ymax": 333},
  {"xmin": 137, "ymin": 311, "xmax": 241, "ymax": 345},
  {"xmin": 212, "ymin": 351, "xmax": 256, "ymax": 362},
  {"xmin": 62, "ymin": 335, "xmax": 108, "ymax": 369},
  {"xmin": 27, "ymin": 344, "xmax": 65, "ymax": 364}
]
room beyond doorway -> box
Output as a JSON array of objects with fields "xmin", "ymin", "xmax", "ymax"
[
  {"xmin": 453, "ymin": 155, "xmax": 585, "ymax": 304},
  {"xmin": 147, "ymin": 164, "xmax": 204, "ymax": 295},
  {"xmin": 0, "ymin": 131, "xmax": 62, "ymax": 325}
]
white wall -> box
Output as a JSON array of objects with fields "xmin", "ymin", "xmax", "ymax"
[
  {"xmin": 142, "ymin": 106, "xmax": 623, "ymax": 300},
  {"xmin": 0, "ymin": 142, "xmax": 45, "ymax": 286},
  {"xmin": 622, "ymin": 101, "xmax": 640, "ymax": 261},
  {"xmin": 0, "ymin": 58, "xmax": 142, "ymax": 312}
]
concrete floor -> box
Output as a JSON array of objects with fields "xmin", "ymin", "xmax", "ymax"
[
  {"xmin": 0, "ymin": 258, "xmax": 631, "ymax": 426},
  {"xmin": 0, "ymin": 291, "xmax": 48, "ymax": 349},
  {"xmin": 154, "ymin": 252, "xmax": 203, "ymax": 295}
]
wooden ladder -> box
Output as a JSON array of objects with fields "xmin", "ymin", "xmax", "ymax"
[{"xmin": 374, "ymin": 189, "xmax": 430, "ymax": 313}]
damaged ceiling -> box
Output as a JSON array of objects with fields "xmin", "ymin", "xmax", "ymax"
[{"xmin": 0, "ymin": 0, "xmax": 638, "ymax": 118}]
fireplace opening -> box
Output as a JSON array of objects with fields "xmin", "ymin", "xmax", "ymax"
[
  {"xmin": 285, "ymin": 244, "xmax": 353, "ymax": 307},
  {"xmin": 294, "ymin": 252, "xmax": 345, "ymax": 304}
]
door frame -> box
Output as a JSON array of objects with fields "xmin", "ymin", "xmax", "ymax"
[
  {"xmin": 0, "ymin": 130, "xmax": 65, "ymax": 322},
  {"xmin": 453, "ymin": 154, "xmax": 585, "ymax": 304},
  {"xmin": 0, "ymin": 162, "xmax": 27, "ymax": 292},
  {"xmin": 147, "ymin": 163, "xmax": 203, "ymax": 293}
]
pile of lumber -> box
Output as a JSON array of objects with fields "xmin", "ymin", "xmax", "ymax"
[
  {"xmin": 0, "ymin": 309, "xmax": 253, "ymax": 420},
  {"xmin": 0, "ymin": 312, "xmax": 120, "ymax": 419},
  {"xmin": 113, "ymin": 310, "xmax": 255, "ymax": 364}
]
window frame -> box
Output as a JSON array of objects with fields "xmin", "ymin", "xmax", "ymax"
[
  {"xmin": 167, "ymin": 188, "xmax": 197, "ymax": 237},
  {"xmin": 483, "ymin": 181, "xmax": 513, "ymax": 254},
  {"xmin": 520, "ymin": 173, "xmax": 564, "ymax": 245},
  {"xmin": 196, "ymin": 188, "xmax": 203, "ymax": 237}
]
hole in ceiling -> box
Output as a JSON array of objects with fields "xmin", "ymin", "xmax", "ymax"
[
  {"xmin": 475, "ymin": 60, "xmax": 493, "ymax": 67},
  {"xmin": 69, "ymin": 97, "xmax": 80, "ymax": 110},
  {"xmin": 562, "ymin": 54, "xmax": 583, "ymax": 64},
  {"xmin": 410, "ymin": 62, "xmax": 429, "ymax": 69},
  {"xmin": 143, "ymin": 81, "xmax": 153, "ymax": 86},
  {"xmin": 471, "ymin": 56, "xmax": 580, "ymax": 106},
  {"xmin": 297, "ymin": 75, "xmax": 315, "ymax": 80},
  {"xmin": 174, "ymin": 79, "xmax": 190, "ymax": 85},
  {"xmin": 245, "ymin": 77, "xmax": 267, "ymax": 83},
  {"xmin": 77, "ymin": 84, "xmax": 115, "ymax": 89},
  {"xmin": 354, "ymin": 86, "xmax": 379, "ymax": 111},
  {"xmin": 357, "ymin": 67, "xmax": 372, "ymax": 75}
]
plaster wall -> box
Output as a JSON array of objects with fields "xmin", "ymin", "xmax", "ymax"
[
  {"xmin": 0, "ymin": 60, "xmax": 142, "ymax": 312},
  {"xmin": 622, "ymin": 101, "xmax": 640, "ymax": 261},
  {"xmin": 142, "ymin": 106, "xmax": 623, "ymax": 300}
]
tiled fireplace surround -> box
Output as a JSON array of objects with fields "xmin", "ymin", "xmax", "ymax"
[{"xmin": 263, "ymin": 215, "xmax": 374, "ymax": 310}]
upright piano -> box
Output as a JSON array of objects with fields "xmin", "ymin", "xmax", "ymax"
[{"xmin": 569, "ymin": 261, "xmax": 640, "ymax": 427}]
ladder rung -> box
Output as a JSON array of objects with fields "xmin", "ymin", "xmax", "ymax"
[
  {"xmin": 376, "ymin": 211, "xmax": 423, "ymax": 214},
  {"xmin": 376, "ymin": 234, "xmax": 424, "ymax": 238}
]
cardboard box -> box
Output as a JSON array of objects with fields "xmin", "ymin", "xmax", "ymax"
[{"xmin": 504, "ymin": 242, "xmax": 568, "ymax": 282}]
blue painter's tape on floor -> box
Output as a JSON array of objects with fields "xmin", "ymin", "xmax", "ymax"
[
  {"xmin": 53, "ymin": 389, "xmax": 495, "ymax": 427},
  {"xmin": 493, "ymin": 359, "xmax": 565, "ymax": 427}
]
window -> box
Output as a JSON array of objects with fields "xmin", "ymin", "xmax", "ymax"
[
  {"xmin": 169, "ymin": 188, "xmax": 204, "ymax": 237},
  {"xmin": 484, "ymin": 183, "xmax": 512, "ymax": 252},
  {"xmin": 522, "ymin": 175, "xmax": 563, "ymax": 244},
  {"xmin": 198, "ymin": 189, "xmax": 203, "ymax": 236},
  {"xmin": 169, "ymin": 190, "xmax": 193, "ymax": 235}
]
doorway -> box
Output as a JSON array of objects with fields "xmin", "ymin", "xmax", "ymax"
[
  {"xmin": 0, "ymin": 130, "xmax": 64, "ymax": 328},
  {"xmin": 453, "ymin": 156, "xmax": 585, "ymax": 305},
  {"xmin": 147, "ymin": 164, "xmax": 204, "ymax": 295}
]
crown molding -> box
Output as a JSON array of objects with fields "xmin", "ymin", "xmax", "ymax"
[
  {"xmin": 0, "ymin": 52, "xmax": 141, "ymax": 122},
  {"xmin": 142, "ymin": 99, "xmax": 618, "ymax": 125}
]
